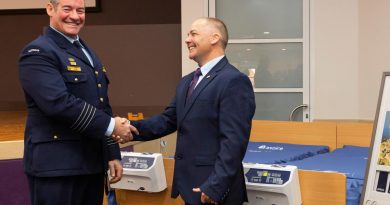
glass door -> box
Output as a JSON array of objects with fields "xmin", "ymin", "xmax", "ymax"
[{"xmin": 210, "ymin": 0, "xmax": 310, "ymax": 121}]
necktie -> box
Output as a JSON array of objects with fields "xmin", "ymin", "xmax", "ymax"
[
  {"xmin": 73, "ymin": 40, "xmax": 83, "ymax": 49},
  {"xmin": 187, "ymin": 68, "xmax": 202, "ymax": 99},
  {"xmin": 73, "ymin": 40, "xmax": 94, "ymax": 66}
]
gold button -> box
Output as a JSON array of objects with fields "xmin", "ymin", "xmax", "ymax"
[
  {"xmin": 95, "ymin": 71, "xmax": 99, "ymax": 75},
  {"xmin": 97, "ymin": 84, "xmax": 102, "ymax": 88},
  {"xmin": 100, "ymin": 98, "xmax": 104, "ymax": 102},
  {"xmin": 74, "ymin": 78, "xmax": 78, "ymax": 82},
  {"xmin": 54, "ymin": 135, "xmax": 58, "ymax": 139}
]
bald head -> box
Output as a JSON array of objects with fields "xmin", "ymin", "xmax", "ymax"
[
  {"xmin": 185, "ymin": 17, "xmax": 229, "ymax": 66},
  {"xmin": 193, "ymin": 17, "xmax": 229, "ymax": 49}
]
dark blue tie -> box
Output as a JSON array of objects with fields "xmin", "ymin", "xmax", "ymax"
[
  {"xmin": 187, "ymin": 68, "xmax": 202, "ymax": 99},
  {"xmin": 73, "ymin": 40, "xmax": 83, "ymax": 49},
  {"xmin": 73, "ymin": 40, "xmax": 93, "ymax": 66}
]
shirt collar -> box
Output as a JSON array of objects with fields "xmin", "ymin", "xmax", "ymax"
[
  {"xmin": 50, "ymin": 26, "xmax": 80, "ymax": 44},
  {"xmin": 199, "ymin": 55, "xmax": 225, "ymax": 76}
]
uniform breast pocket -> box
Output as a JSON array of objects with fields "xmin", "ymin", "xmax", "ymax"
[
  {"xmin": 63, "ymin": 73, "xmax": 88, "ymax": 84},
  {"xmin": 62, "ymin": 73, "xmax": 91, "ymax": 97}
]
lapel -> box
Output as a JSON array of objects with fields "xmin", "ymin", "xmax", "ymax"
[
  {"xmin": 179, "ymin": 57, "xmax": 228, "ymax": 122},
  {"xmin": 177, "ymin": 75, "xmax": 193, "ymax": 118},
  {"xmin": 46, "ymin": 27, "xmax": 94, "ymax": 68}
]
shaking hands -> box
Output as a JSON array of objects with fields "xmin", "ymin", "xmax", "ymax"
[{"xmin": 112, "ymin": 117, "xmax": 139, "ymax": 144}]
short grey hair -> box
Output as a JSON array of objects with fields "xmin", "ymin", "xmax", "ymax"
[{"xmin": 200, "ymin": 17, "xmax": 229, "ymax": 49}]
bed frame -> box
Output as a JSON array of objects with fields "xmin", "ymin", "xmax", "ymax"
[
  {"xmin": 249, "ymin": 120, "xmax": 342, "ymax": 205},
  {"xmin": 336, "ymin": 122, "xmax": 373, "ymax": 148},
  {"xmin": 249, "ymin": 120, "xmax": 338, "ymax": 151},
  {"xmin": 248, "ymin": 120, "xmax": 372, "ymax": 205}
]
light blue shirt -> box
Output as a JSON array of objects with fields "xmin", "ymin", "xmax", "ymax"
[
  {"xmin": 195, "ymin": 55, "xmax": 225, "ymax": 88},
  {"xmin": 106, "ymin": 118, "xmax": 115, "ymax": 136},
  {"xmin": 50, "ymin": 26, "xmax": 94, "ymax": 66},
  {"xmin": 50, "ymin": 26, "xmax": 114, "ymax": 136}
]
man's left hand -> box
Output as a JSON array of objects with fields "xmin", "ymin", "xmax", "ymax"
[
  {"xmin": 108, "ymin": 159, "xmax": 123, "ymax": 184},
  {"xmin": 192, "ymin": 188, "xmax": 218, "ymax": 204}
]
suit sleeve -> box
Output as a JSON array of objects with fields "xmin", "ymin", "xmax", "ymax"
[
  {"xmin": 200, "ymin": 74, "xmax": 256, "ymax": 202},
  {"xmin": 19, "ymin": 45, "xmax": 111, "ymax": 139},
  {"xmin": 132, "ymin": 96, "xmax": 178, "ymax": 141}
]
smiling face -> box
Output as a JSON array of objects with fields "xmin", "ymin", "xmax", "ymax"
[
  {"xmin": 47, "ymin": 0, "xmax": 85, "ymax": 38},
  {"xmin": 185, "ymin": 19, "xmax": 222, "ymax": 66}
]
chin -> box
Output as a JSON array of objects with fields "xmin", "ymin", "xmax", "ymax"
[
  {"xmin": 65, "ymin": 27, "xmax": 81, "ymax": 34},
  {"xmin": 66, "ymin": 30, "xmax": 80, "ymax": 37},
  {"xmin": 188, "ymin": 53, "xmax": 197, "ymax": 60}
]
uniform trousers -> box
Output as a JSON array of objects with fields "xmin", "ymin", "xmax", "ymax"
[{"xmin": 27, "ymin": 173, "xmax": 104, "ymax": 205}]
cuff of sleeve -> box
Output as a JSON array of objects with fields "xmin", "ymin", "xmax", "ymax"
[
  {"xmin": 105, "ymin": 117, "xmax": 115, "ymax": 136},
  {"xmin": 200, "ymin": 184, "xmax": 221, "ymax": 203}
]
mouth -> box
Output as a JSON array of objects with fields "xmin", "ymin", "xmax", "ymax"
[
  {"xmin": 65, "ymin": 22, "xmax": 81, "ymax": 27},
  {"xmin": 188, "ymin": 46, "xmax": 195, "ymax": 51}
]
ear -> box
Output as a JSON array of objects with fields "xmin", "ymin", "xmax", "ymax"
[
  {"xmin": 210, "ymin": 33, "xmax": 221, "ymax": 45},
  {"xmin": 46, "ymin": 3, "xmax": 54, "ymax": 17}
]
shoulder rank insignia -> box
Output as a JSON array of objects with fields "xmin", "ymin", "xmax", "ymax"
[
  {"xmin": 27, "ymin": 48, "xmax": 40, "ymax": 53},
  {"xmin": 102, "ymin": 66, "xmax": 107, "ymax": 72},
  {"xmin": 67, "ymin": 66, "xmax": 81, "ymax": 72}
]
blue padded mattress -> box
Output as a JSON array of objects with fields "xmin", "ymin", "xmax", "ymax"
[
  {"xmin": 285, "ymin": 145, "xmax": 369, "ymax": 205},
  {"xmin": 243, "ymin": 142, "xmax": 329, "ymax": 164}
]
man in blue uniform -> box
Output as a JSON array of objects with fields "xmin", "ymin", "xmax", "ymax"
[
  {"xmin": 18, "ymin": 0, "xmax": 135, "ymax": 204},
  {"xmin": 128, "ymin": 17, "xmax": 256, "ymax": 205}
]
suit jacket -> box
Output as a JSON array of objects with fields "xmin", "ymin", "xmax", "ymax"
[
  {"xmin": 133, "ymin": 57, "xmax": 256, "ymax": 204},
  {"xmin": 18, "ymin": 27, "xmax": 120, "ymax": 177}
]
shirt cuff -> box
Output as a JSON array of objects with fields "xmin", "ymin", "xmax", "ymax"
[{"xmin": 105, "ymin": 117, "xmax": 115, "ymax": 136}]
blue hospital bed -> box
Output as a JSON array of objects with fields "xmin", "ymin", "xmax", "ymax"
[
  {"xmin": 285, "ymin": 145, "xmax": 369, "ymax": 205},
  {"xmin": 243, "ymin": 142, "xmax": 329, "ymax": 164}
]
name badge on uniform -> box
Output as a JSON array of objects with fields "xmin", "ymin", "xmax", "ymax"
[{"xmin": 67, "ymin": 66, "xmax": 82, "ymax": 72}]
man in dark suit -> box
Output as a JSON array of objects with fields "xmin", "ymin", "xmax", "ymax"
[
  {"xmin": 130, "ymin": 17, "xmax": 256, "ymax": 205},
  {"xmin": 18, "ymin": 0, "xmax": 135, "ymax": 204}
]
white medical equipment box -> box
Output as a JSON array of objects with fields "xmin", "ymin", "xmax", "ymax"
[
  {"xmin": 243, "ymin": 163, "xmax": 302, "ymax": 205},
  {"xmin": 109, "ymin": 152, "xmax": 167, "ymax": 192}
]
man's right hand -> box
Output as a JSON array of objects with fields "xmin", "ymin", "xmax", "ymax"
[{"xmin": 112, "ymin": 117, "xmax": 138, "ymax": 143}]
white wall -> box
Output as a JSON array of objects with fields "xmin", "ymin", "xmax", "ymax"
[
  {"xmin": 358, "ymin": 0, "xmax": 390, "ymax": 120},
  {"xmin": 181, "ymin": 0, "xmax": 209, "ymax": 76},
  {"xmin": 312, "ymin": 0, "xmax": 359, "ymax": 120},
  {"xmin": 182, "ymin": 0, "xmax": 390, "ymax": 121}
]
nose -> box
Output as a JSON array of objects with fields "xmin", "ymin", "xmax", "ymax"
[
  {"xmin": 185, "ymin": 36, "xmax": 191, "ymax": 44},
  {"xmin": 69, "ymin": 9, "xmax": 80, "ymax": 20}
]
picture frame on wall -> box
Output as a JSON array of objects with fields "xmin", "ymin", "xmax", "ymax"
[
  {"xmin": 0, "ymin": 0, "xmax": 101, "ymax": 14},
  {"xmin": 360, "ymin": 72, "xmax": 390, "ymax": 205}
]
